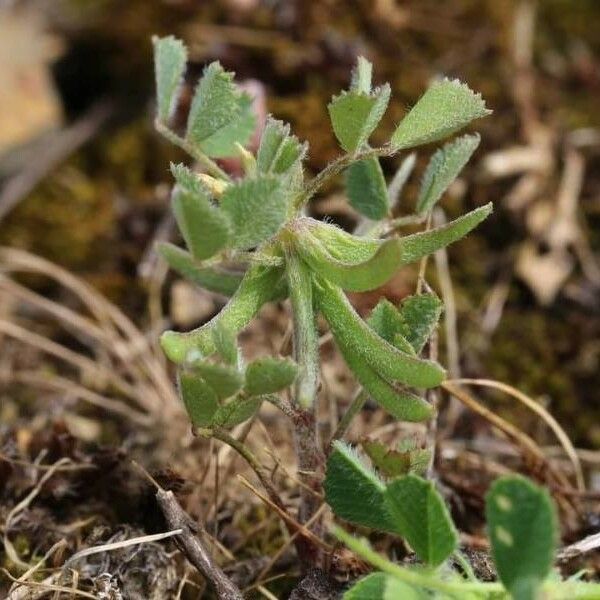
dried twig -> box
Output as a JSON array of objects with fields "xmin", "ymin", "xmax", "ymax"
[{"xmin": 156, "ymin": 489, "xmax": 244, "ymax": 600}]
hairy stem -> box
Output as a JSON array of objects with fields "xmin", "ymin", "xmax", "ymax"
[
  {"xmin": 155, "ymin": 119, "xmax": 232, "ymax": 182},
  {"xmin": 297, "ymin": 144, "xmax": 396, "ymax": 209},
  {"xmin": 286, "ymin": 252, "xmax": 319, "ymax": 411},
  {"xmin": 285, "ymin": 250, "xmax": 324, "ymax": 565}
]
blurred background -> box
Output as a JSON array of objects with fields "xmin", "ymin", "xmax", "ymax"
[{"xmin": 0, "ymin": 0, "xmax": 599, "ymax": 596}]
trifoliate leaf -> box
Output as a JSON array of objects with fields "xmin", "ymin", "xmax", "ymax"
[
  {"xmin": 326, "ymin": 446, "xmax": 454, "ymax": 567},
  {"xmin": 362, "ymin": 439, "xmax": 430, "ymax": 477},
  {"xmin": 325, "ymin": 441, "xmax": 392, "ymax": 531},
  {"xmin": 153, "ymin": 36, "xmax": 187, "ymax": 123},
  {"xmin": 417, "ymin": 134, "xmax": 480, "ymax": 214},
  {"xmin": 186, "ymin": 61, "xmax": 255, "ymax": 158},
  {"xmin": 384, "ymin": 475, "xmax": 458, "ymax": 567},
  {"xmin": 157, "ymin": 243, "xmax": 242, "ymax": 296},
  {"xmin": 328, "ymin": 85, "xmax": 390, "ymax": 152},
  {"xmin": 344, "ymin": 573, "xmax": 426, "ymax": 600},
  {"xmin": 396, "ymin": 294, "xmax": 443, "ymax": 354},
  {"xmin": 211, "ymin": 323, "xmax": 239, "ymax": 366},
  {"xmin": 171, "ymin": 187, "xmax": 232, "ymax": 260},
  {"xmin": 391, "ymin": 79, "xmax": 490, "ymax": 150},
  {"xmin": 194, "ymin": 362, "xmax": 243, "ymax": 400},
  {"xmin": 245, "ymin": 357, "xmax": 298, "ymax": 395},
  {"xmin": 178, "ymin": 370, "xmax": 218, "ymax": 427},
  {"xmin": 346, "ymin": 157, "xmax": 389, "ymax": 220},
  {"xmin": 367, "ymin": 299, "xmax": 416, "ymax": 355},
  {"xmin": 160, "ymin": 263, "xmax": 285, "ymax": 363},
  {"xmin": 212, "ymin": 394, "xmax": 263, "ymax": 428},
  {"xmin": 486, "ymin": 476, "xmax": 557, "ymax": 600},
  {"xmin": 314, "ymin": 277, "xmax": 445, "ymax": 389},
  {"xmin": 220, "ymin": 176, "xmax": 287, "ymax": 250},
  {"xmin": 257, "ymin": 117, "xmax": 307, "ymax": 175}
]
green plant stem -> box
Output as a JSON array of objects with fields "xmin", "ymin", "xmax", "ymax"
[
  {"xmin": 330, "ymin": 388, "xmax": 368, "ymax": 446},
  {"xmin": 337, "ymin": 528, "xmax": 600, "ymax": 599},
  {"xmin": 285, "ymin": 249, "xmax": 324, "ymax": 564},
  {"xmin": 335, "ymin": 527, "xmax": 506, "ymax": 598},
  {"xmin": 297, "ymin": 145, "xmax": 396, "ymax": 209},
  {"xmin": 286, "ymin": 251, "xmax": 319, "ymax": 411},
  {"xmin": 155, "ymin": 119, "xmax": 232, "ymax": 182}
]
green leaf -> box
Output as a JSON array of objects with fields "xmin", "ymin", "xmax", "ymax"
[
  {"xmin": 344, "ymin": 573, "xmax": 426, "ymax": 600},
  {"xmin": 245, "ymin": 357, "xmax": 298, "ymax": 395},
  {"xmin": 384, "ymin": 475, "xmax": 458, "ymax": 567},
  {"xmin": 171, "ymin": 187, "xmax": 232, "ymax": 260},
  {"xmin": 396, "ymin": 294, "xmax": 443, "ymax": 354},
  {"xmin": 362, "ymin": 439, "xmax": 430, "ymax": 478},
  {"xmin": 200, "ymin": 94, "xmax": 256, "ymax": 159},
  {"xmin": 170, "ymin": 162, "xmax": 210, "ymax": 196},
  {"xmin": 194, "ymin": 362, "xmax": 243, "ymax": 400},
  {"xmin": 257, "ymin": 117, "xmax": 307, "ymax": 175},
  {"xmin": 314, "ymin": 277, "xmax": 445, "ymax": 388},
  {"xmin": 391, "ymin": 79, "xmax": 490, "ymax": 150},
  {"xmin": 486, "ymin": 475, "xmax": 557, "ymax": 600},
  {"xmin": 160, "ymin": 263, "xmax": 285, "ymax": 364},
  {"xmin": 302, "ymin": 203, "xmax": 492, "ymax": 283},
  {"xmin": 153, "ymin": 35, "xmax": 187, "ymax": 123},
  {"xmin": 178, "ymin": 370, "xmax": 218, "ymax": 426},
  {"xmin": 220, "ymin": 176, "xmax": 287, "ymax": 250},
  {"xmin": 396, "ymin": 203, "xmax": 493, "ymax": 265},
  {"xmin": 337, "ymin": 339, "xmax": 433, "ymax": 422},
  {"xmin": 328, "ymin": 85, "xmax": 390, "ymax": 152},
  {"xmin": 346, "ymin": 157, "xmax": 389, "ymax": 220},
  {"xmin": 417, "ymin": 134, "xmax": 480, "ymax": 214},
  {"xmin": 326, "ymin": 446, "xmax": 456, "ymax": 569},
  {"xmin": 307, "ymin": 219, "xmax": 381, "ymax": 263},
  {"xmin": 367, "ymin": 299, "xmax": 416, "ymax": 355},
  {"xmin": 186, "ymin": 61, "xmax": 255, "ymax": 158},
  {"xmin": 157, "ymin": 243, "xmax": 242, "ymax": 296},
  {"xmin": 211, "ymin": 323, "xmax": 239, "ymax": 365},
  {"xmin": 297, "ymin": 231, "xmax": 401, "ymax": 293},
  {"xmin": 324, "ymin": 441, "xmax": 392, "ymax": 531},
  {"xmin": 212, "ymin": 394, "xmax": 263, "ymax": 427}
]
